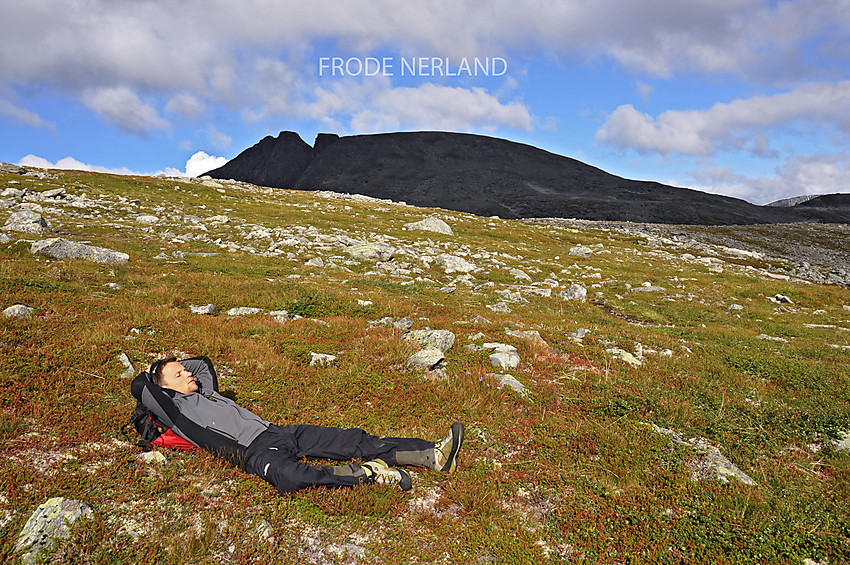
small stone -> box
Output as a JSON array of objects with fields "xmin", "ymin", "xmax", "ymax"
[
  {"xmin": 486, "ymin": 302, "xmax": 512, "ymax": 313},
  {"xmin": 357, "ymin": 299, "xmax": 373, "ymax": 306},
  {"xmin": 492, "ymin": 373, "xmax": 529, "ymax": 396},
  {"xmin": 568, "ymin": 245, "xmax": 593, "ymax": 257},
  {"xmin": 434, "ymin": 253, "xmax": 476, "ymax": 273},
  {"xmin": 405, "ymin": 216, "xmax": 454, "ymax": 235},
  {"xmin": 490, "ymin": 351, "xmax": 521, "ymax": 370},
  {"xmin": 309, "ymin": 352, "xmax": 337, "ymax": 367},
  {"xmin": 772, "ymin": 294, "xmax": 793, "ymax": 304},
  {"xmin": 393, "ymin": 317, "xmax": 414, "ymax": 330},
  {"xmin": 728, "ymin": 304, "xmax": 744, "ymax": 311},
  {"xmin": 566, "ymin": 328, "xmax": 588, "ymax": 340},
  {"xmin": 630, "ymin": 285, "xmax": 666, "ymax": 293},
  {"xmin": 117, "ymin": 352, "xmax": 135, "ymax": 379},
  {"xmin": 138, "ymin": 451, "xmax": 167, "ymax": 464},
  {"xmin": 346, "ymin": 242, "xmax": 395, "ymax": 262},
  {"xmin": 304, "ymin": 257, "xmax": 325, "ymax": 268},
  {"xmin": 406, "ymin": 349, "xmax": 445, "ymax": 371},
  {"xmin": 3, "ymin": 304, "xmax": 34, "ymax": 319},
  {"xmin": 0, "ymin": 232, "xmax": 13, "ymax": 243},
  {"xmin": 136, "ymin": 215, "xmax": 159, "ymax": 224},
  {"xmin": 468, "ymin": 332, "xmax": 487, "ymax": 341},
  {"xmin": 226, "ymin": 307, "xmax": 263, "ymax": 316},
  {"xmin": 607, "ymin": 348, "xmax": 642, "ymax": 367},
  {"xmin": 833, "ymin": 431, "xmax": 850, "ymax": 452},
  {"xmin": 470, "ymin": 315, "xmax": 491, "ymax": 324},
  {"xmin": 190, "ymin": 304, "xmax": 216, "ymax": 315},
  {"xmin": 559, "ymin": 284, "xmax": 587, "ymax": 301},
  {"xmin": 405, "ymin": 329, "xmax": 456, "ymax": 352},
  {"xmin": 269, "ymin": 310, "xmax": 290, "ymax": 322},
  {"xmin": 154, "ymin": 252, "xmax": 170, "ymax": 259},
  {"xmin": 509, "ymin": 268, "xmax": 532, "ymax": 282}
]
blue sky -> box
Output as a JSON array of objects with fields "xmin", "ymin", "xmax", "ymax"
[{"xmin": 2, "ymin": 1, "xmax": 849, "ymax": 205}]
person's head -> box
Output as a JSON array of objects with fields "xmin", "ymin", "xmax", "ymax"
[{"xmin": 150, "ymin": 357, "xmax": 199, "ymax": 394}]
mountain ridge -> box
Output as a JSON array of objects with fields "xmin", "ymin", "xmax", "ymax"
[{"xmin": 205, "ymin": 131, "xmax": 849, "ymax": 225}]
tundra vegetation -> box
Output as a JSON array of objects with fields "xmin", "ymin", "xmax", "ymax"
[{"xmin": 0, "ymin": 168, "xmax": 847, "ymax": 564}]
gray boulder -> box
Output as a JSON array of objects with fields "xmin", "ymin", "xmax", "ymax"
[
  {"xmin": 406, "ymin": 349, "xmax": 445, "ymax": 371},
  {"xmin": 434, "ymin": 254, "xmax": 476, "ymax": 273},
  {"xmin": 5, "ymin": 210, "xmax": 52, "ymax": 234},
  {"xmin": 568, "ymin": 245, "xmax": 593, "ymax": 257},
  {"xmin": 309, "ymin": 352, "xmax": 337, "ymax": 367},
  {"xmin": 16, "ymin": 497, "xmax": 93, "ymax": 565},
  {"xmin": 3, "ymin": 304, "xmax": 34, "ymax": 319},
  {"xmin": 559, "ymin": 284, "xmax": 587, "ymax": 301},
  {"xmin": 0, "ymin": 232, "xmax": 14, "ymax": 243},
  {"xmin": 405, "ymin": 329, "xmax": 455, "ymax": 352},
  {"xmin": 189, "ymin": 304, "xmax": 216, "ymax": 315},
  {"xmin": 117, "ymin": 352, "xmax": 135, "ymax": 379},
  {"xmin": 405, "ymin": 216, "xmax": 454, "ymax": 236},
  {"xmin": 346, "ymin": 242, "xmax": 395, "ymax": 262},
  {"xmin": 226, "ymin": 307, "xmax": 263, "ymax": 316},
  {"xmin": 31, "ymin": 238, "xmax": 129, "ymax": 264},
  {"xmin": 304, "ymin": 257, "xmax": 325, "ymax": 268}
]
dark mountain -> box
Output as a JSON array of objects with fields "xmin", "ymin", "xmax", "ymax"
[{"xmin": 204, "ymin": 131, "xmax": 849, "ymax": 225}]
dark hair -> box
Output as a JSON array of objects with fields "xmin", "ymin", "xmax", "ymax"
[{"xmin": 150, "ymin": 356, "xmax": 177, "ymax": 386}]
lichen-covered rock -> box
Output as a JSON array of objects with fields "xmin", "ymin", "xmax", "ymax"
[
  {"xmin": 3, "ymin": 304, "xmax": 34, "ymax": 319},
  {"xmin": 16, "ymin": 497, "xmax": 93, "ymax": 565},
  {"xmin": 405, "ymin": 216, "xmax": 454, "ymax": 236},
  {"xmin": 309, "ymin": 352, "xmax": 337, "ymax": 367},
  {"xmin": 345, "ymin": 242, "xmax": 395, "ymax": 262},
  {"xmin": 405, "ymin": 329, "xmax": 455, "ymax": 353},
  {"xmin": 649, "ymin": 424, "xmax": 756, "ymax": 486},
  {"xmin": 5, "ymin": 210, "xmax": 52, "ymax": 234},
  {"xmin": 31, "ymin": 238, "xmax": 129, "ymax": 264},
  {"xmin": 559, "ymin": 284, "xmax": 587, "ymax": 301},
  {"xmin": 189, "ymin": 304, "xmax": 216, "ymax": 315},
  {"xmin": 117, "ymin": 351, "xmax": 135, "ymax": 379},
  {"xmin": 226, "ymin": 307, "xmax": 263, "ymax": 316},
  {"xmin": 434, "ymin": 253, "xmax": 476, "ymax": 273},
  {"xmin": 406, "ymin": 349, "xmax": 445, "ymax": 371}
]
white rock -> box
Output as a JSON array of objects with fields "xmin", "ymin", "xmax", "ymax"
[
  {"xmin": 136, "ymin": 215, "xmax": 159, "ymax": 224},
  {"xmin": 5, "ymin": 210, "xmax": 51, "ymax": 234},
  {"xmin": 137, "ymin": 451, "xmax": 167, "ymax": 464},
  {"xmin": 405, "ymin": 329, "xmax": 456, "ymax": 352},
  {"xmin": 189, "ymin": 304, "xmax": 216, "ymax": 315},
  {"xmin": 3, "ymin": 304, "xmax": 34, "ymax": 318},
  {"xmin": 304, "ymin": 257, "xmax": 325, "ymax": 268},
  {"xmin": 226, "ymin": 307, "xmax": 263, "ymax": 316},
  {"xmin": 309, "ymin": 352, "xmax": 337, "ymax": 367},
  {"xmin": 31, "ymin": 238, "xmax": 128, "ymax": 264},
  {"xmin": 559, "ymin": 284, "xmax": 587, "ymax": 301},
  {"xmin": 568, "ymin": 245, "xmax": 593, "ymax": 257},
  {"xmin": 405, "ymin": 349, "xmax": 445, "ymax": 371},
  {"xmin": 434, "ymin": 253, "xmax": 476, "ymax": 273},
  {"xmin": 405, "ymin": 216, "xmax": 454, "ymax": 236}
]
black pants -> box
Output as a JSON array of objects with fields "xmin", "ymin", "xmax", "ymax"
[{"xmin": 243, "ymin": 424, "xmax": 434, "ymax": 493}]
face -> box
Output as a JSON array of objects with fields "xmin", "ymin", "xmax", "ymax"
[{"xmin": 159, "ymin": 361, "xmax": 199, "ymax": 394}]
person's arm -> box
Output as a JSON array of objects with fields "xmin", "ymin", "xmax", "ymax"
[{"xmin": 180, "ymin": 356, "xmax": 219, "ymax": 393}]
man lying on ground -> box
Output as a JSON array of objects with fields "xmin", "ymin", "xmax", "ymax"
[{"xmin": 131, "ymin": 355, "xmax": 464, "ymax": 492}]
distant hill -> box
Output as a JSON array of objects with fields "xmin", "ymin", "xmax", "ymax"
[{"xmin": 205, "ymin": 131, "xmax": 849, "ymax": 225}]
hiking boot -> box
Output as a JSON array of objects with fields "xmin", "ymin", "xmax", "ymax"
[
  {"xmin": 434, "ymin": 422, "xmax": 464, "ymax": 473},
  {"xmin": 362, "ymin": 459, "xmax": 413, "ymax": 491}
]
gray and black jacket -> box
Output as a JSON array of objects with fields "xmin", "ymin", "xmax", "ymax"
[{"xmin": 130, "ymin": 356, "xmax": 270, "ymax": 467}]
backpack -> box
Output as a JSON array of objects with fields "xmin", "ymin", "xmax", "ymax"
[{"xmin": 122, "ymin": 399, "xmax": 196, "ymax": 450}]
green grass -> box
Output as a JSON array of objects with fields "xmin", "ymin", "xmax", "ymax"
[{"xmin": 0, "ymin": 169, "xmax": 848, "ymax": 563}]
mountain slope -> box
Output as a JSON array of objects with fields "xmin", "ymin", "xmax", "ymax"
[{"xmin": 205, "ymin": 131, "xmax": 848, "ymax": 225}]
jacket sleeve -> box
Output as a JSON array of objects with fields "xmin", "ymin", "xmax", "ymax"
[{"xmin": 180, "ymin": 356, "xmax": 219, "ymax": 393}]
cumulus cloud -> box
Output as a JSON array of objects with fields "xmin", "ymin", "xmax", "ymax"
[
  {"xmin": 3, "ymin": 0, "xmax": 849, "ymax": 135},
  {"xmin": 17, "ymin": 151, "xmax": 227, "ymax": 178},
  {"xmin": 686, "ymin": 153, "xmax": 850, "ymax": 204},
  {"xmin": 184, "ymin": 151, "xmax": 227, "ymax": 177},
  {"xmin": 82, "ymin": 86, "xmax": 170, "ymax": 134},
  {"xmin": 596, "ymin": 81, "xmax": 850, "ymax": 156},
  {"xmin": 18, "ymin": 154, "xmax": 138, "ymax": 175}
]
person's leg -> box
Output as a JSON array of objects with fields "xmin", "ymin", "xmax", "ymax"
[
  {"xmin": 289, "ymin": 424, "xmax": 435, "ymax": 466},
  {"xmin": 244, "ymin": 426, "xmax": 371, "ymax": 493},
  {"xmin": 288, "ymin": 422, "xmax": 464, "ymax": 472}
]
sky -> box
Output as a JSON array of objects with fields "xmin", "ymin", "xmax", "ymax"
[{"xmin": 1, "ymin": 1, "xmax": 849, "ymax": 205}]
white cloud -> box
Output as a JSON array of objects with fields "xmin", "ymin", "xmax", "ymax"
[
  {"xmin": 596, "ymin": 81, "xmax": 850, "ymax": 156},
  {"xmin": 0, "ymin": 98, "xmax": 51, "ymax": 128},
  {"xmin": 18, "ymin": 154, "xmax": 137, "ymax": 175},
  {"xmin": 686, "ymin": 153, "xmax": 850, "ymax": 204},
  {"xmin": 82, "ymin": 86, "xmax": 169, "ymax": 134},
  {"xmin": 17, "ymin": 151, "xmax": 227, "ymax": 178},
  {"xmin": 165, "ymin": 92, "xmax": 207, "ymax": 119},
  {"xmin": 184, "ymin": 151, "xmax": 227, "ymax": 177}
]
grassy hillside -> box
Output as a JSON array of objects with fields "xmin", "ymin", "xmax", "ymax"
[{"xmin": 0, "ymin": 169, "xmax": 848, "ymax": 564}]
